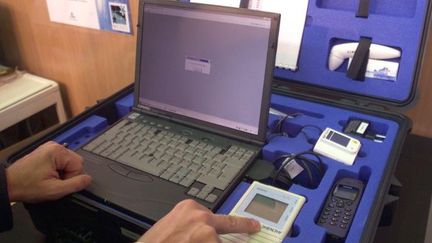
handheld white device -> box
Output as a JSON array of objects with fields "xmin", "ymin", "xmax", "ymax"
[
  {"xmin": 328, "ymin": 42, "xmax": 401, "ymax": 71},
  {"xmin": 220, "ymin": 181, "xmax": 306, "ymax": 243},
  {"xmin": 313, "ymin": 128, "xmax": 361, "ymax": 165}
]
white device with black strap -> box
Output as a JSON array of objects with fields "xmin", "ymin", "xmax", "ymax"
[
  {"xmin": 220, "ymin": 181, "xmax": 306, "ymax": 243},
  {"xmin": 328, "ymin": 42, "xmax": 401, "ymax": 71},
  {"xmin": 313, "ymin": 128, "xmax": 361, "ymax": 165}
]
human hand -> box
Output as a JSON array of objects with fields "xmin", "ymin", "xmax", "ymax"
[
  {"xmin": 137, "ymin": 199, "xmax": 261, "ymax": 243},
  {"xmin": 6, "ymin": 141, "xmax": 92, "ymax": 203}
]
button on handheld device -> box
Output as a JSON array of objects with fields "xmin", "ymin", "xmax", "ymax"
[
  {"xmin": 313, "ymin": 128, "xmax": 361, "ymax": 165},
  {"xmin": 317, "ymin": 178, "xmax": 365, "ymax": 239},
  {"xmin": 220, "ymin": 181, "xmax": 306, "ymax": 243}
]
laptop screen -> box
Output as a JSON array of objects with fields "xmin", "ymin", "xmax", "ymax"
[{"xmin": 136, "ymin": 1, "xmax": 277, "ymax": 139}]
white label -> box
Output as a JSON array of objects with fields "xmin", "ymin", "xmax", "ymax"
[
  {"xmin": 348, "ymin": 58, "xmax": 399, "ymax": 81},
  {"xmin": 356, "ymin": 122, "xmax": 369, "ymax": 134},
  {"xmin": 46, "ymin": 0, "xmax": 100, "ymax": 30},
  {"xmin": 283, "ymin": 159, "xmax": 304, "ymax": 179},
  {"xmin": 185, "ymin": 57, "xmax": 211, "ymax": 74}
]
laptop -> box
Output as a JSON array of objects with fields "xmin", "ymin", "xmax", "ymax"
[{"xmin": 77, "ymin": 0, "xmax": 280, "ymax": 224}]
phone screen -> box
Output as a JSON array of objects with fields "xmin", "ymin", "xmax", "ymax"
[{"xmin": 333, "ymin": 185, "xmax": 358, "ymax": 200}]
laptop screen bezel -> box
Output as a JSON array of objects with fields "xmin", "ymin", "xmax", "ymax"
[{"xmin": 134, "ymin": 0, "xmax": 279, "ymax": 144}]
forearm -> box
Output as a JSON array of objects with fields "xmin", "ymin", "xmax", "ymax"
[{"xmin": 0, "ymin": 163, "xmax": 13, "ymax": 232}]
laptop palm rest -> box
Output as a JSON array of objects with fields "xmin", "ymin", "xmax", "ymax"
[{"xmin": 79, "ymin": 149, "xmax": 194, "ymax": 223}]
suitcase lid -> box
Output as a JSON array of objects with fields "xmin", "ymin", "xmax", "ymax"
[{"xmin": 270, "ymin": 0, "xmax": 431, "ymax": 109}]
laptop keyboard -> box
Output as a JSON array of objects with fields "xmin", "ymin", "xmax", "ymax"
[{"xmin": 83, "ymin": 117, "xmax": 256, "ymax": 203}]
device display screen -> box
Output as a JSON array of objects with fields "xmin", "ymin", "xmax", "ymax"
[
  {"xmin": 327, "ymin": 131, "xmax": 350, "ymax": 147},
  {"xmin": 244, "ymin": 194, "xmax": 288, "ymax": 223},
  {"xmin": 333, "ymin": 185, "xmax": 358, "ymax": 201},
  {"xmin": 139, "ymin": 4, "xmax": 271, "ymax": 136}
]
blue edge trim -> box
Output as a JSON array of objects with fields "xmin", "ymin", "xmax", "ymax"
[{"xmin": 51, "ymin": 92, "xmax": 400, "ymax": 242}]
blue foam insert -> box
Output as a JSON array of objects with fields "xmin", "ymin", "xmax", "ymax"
[
  {"xmin": 115, "ymin": 93, "xmax": 134, "ymax": 118},
  {"xmin": 316, "ymin": 0, "xmax": 417, "ymax": 18},
  {"xmin": 184, "ymin": 0, "xmax": 428, "ymax": 103},
  {"xmin": 57, "ymin": 92, "xmax": 400, "ymax": 242},
  {"xmin": 218, "ymin": 94, "xmax": 399, "ymax": 242},
  {"xmin": 275, "ymin": 0, "xmax": 429, "ymax": 104},
  {"xmin": 53, "ymin": 115, "xmax": 109, "ymax": 150}
]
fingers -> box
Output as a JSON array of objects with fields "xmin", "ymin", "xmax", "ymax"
[
  {"xmin": 212, "ymin": 215, "xmax": 261, "ymax": 234},
  {"xmin": 60, "ymin": 151, "xmax": 85, "ymax": 179},
  {"xmin": 173, "ymin": 200, "xmax": 260, "ymax": 235},
  {"xmin": 190, "ymin": 225, "xmax": 221, "ymax": 243},
  {"xmin": 140, "ymin": 199, "xmax": 260, "ymax": 242},
  {"xmin": 174, "ymin": 199, "xmax": 209, "ymax": 212},
  {"xmin": 45, "ymin": 174, "xmax": 92, "ymax": 200},
  {"xmin": 44, "ymin": 142, "xmax": 86, "ymax": 178}
]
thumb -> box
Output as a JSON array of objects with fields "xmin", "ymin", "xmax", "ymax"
[{"xmin": 49, "ymin": 175, "xmax": 92, "ymax": 199}]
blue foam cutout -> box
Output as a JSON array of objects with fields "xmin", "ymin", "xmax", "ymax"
[
  {"xmin": 270, "ymin": 95, "xmax": 399, "ymax": 243},
  {"xmin": 115, "ymin": 93, "xmax": 134, "ymax": 118},
  {"xmin": 53, "ymin": 115, "xmax": 108, "ymax": 150},
  {"xmin": 218, "ymin": 94, "xmax": 400, "ymax": 242},
  {"xmin": 183, "ymin": 0, "xmax": 427, "ymax": 103},
  {"xmin": 275, "ymin": 0, "xmax": 429, "ymax": 104},
  {"xmin": 56, "ymin": 92, "xmax": 401, "ymax": 242},
  {"xmin": 317, "ymin": 0, "xmax": 417, "ymax": 18}
]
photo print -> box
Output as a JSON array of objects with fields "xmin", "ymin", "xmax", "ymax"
[{"xmin": 108, "ymin": 1, "xmax": 130, "ymax": 32}]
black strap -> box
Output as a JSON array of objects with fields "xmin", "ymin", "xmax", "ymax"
[
  {"xmin": 347, "ymin": 38, "xmax": 372, "ymax": 81},
  {"xmin": 356, "ymin": 0, "xmax": 370, "ymax": 18},
  {"xmin": 0, "ymin": 163, "xmax": 13, "ymax": 232},
  {"xmin": 240, "ymin": 0, "xmax": 249, "ymax": 8}
]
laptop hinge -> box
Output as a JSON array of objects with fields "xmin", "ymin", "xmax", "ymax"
[{"xmin": 133, "ymin": 105, "xmax": 149, "ymax": 112}]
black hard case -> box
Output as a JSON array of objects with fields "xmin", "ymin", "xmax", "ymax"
[{"xmin": 6, "ymin": 0, "xmax": 432, "ymax": 242}]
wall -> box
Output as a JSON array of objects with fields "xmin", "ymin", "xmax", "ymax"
[
  {"xmin": 1, "ymin": 0, "xmax": 432, "ymax": 137},
  {"xmin": 0, "ymin": 0, "xmax": 139, "ymax": 117}
]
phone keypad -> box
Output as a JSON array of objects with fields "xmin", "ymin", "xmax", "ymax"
[{"xmin": 319, "ymin": 198, "xmax": 353, "ymax": 230}]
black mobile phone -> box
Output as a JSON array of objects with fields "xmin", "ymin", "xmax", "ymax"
[{"xmin": 317, "ymin": 178, "xmax": 365, "ymax": 239}]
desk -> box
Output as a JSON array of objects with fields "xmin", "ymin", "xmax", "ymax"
[{"xmin": 0, "ymin": 73, "xmax": 66, "ymax": 132}]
